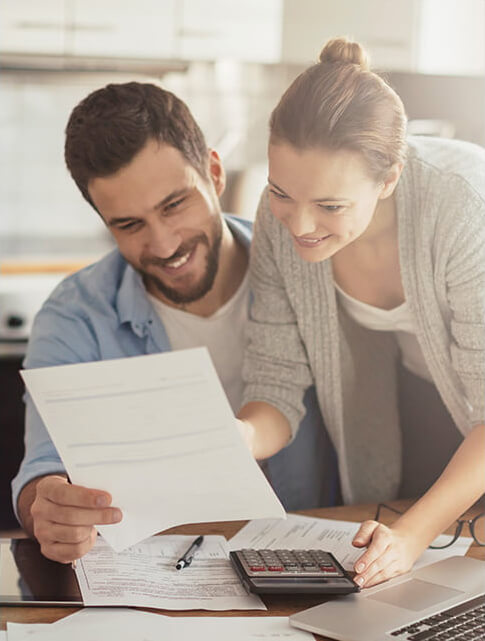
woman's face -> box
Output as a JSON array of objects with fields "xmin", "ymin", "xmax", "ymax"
[{"xmin": 267, "ymin": 143, "xmax": 394, "ymax": 263}]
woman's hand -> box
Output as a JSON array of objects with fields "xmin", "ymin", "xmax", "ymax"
[{"xmin": 351, "ymin": 520, "xmax": 425, "ymax": 588}]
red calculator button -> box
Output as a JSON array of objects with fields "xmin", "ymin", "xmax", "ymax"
[
  {"xmin": 321, "ymin": 565, "xmax": 337, "ymax": 572},
  {"xmin": 268, "ymin": 566, "xmax": 284, "ymax": 571},
  {"xmin": 249, "ymin": 566, "xmax": 265, "ymax": 571}
]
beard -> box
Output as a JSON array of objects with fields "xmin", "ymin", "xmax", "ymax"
[{"xmin": 140, "ymin": 215, "xmax": 223, "ymax": 306}]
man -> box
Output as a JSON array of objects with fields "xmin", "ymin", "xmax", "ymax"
[{"xmin": 12, "ymin": 82, "xmax": 338, "ymax": 564}]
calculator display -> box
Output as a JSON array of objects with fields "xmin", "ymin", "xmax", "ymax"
[{"xmin": 230, "ymin": 549, "xmax": 360, "ymax": 595}]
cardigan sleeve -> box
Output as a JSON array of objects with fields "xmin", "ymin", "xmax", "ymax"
[
  {"xmin": 242, "ymin": 189, "xmax": 314, "ymax": 438},
  {"xmin": 446, "ymin": 188, "xmax": 485, "ymax": 428}
]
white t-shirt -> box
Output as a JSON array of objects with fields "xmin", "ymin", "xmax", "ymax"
[
  {"xmin": 147, "ymin": 272, "xmax": 250, "ymax": 413},
  {"xmin": 335, "ymin": 282, "xmax": 432, "ymax": 382}
]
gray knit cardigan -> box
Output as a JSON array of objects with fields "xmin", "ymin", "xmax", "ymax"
[{"xmin": 243, "ymin": 136, "xmax": 485, "ymax": 504}]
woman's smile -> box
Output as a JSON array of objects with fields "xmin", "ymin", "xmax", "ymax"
[{"xmin": 293, "ymin": 233, "xmax": 332, "ymax": 248}]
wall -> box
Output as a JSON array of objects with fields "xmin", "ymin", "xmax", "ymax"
[{"xmin": 1, "ymin": 63, "xmax": 484, "ymax": 240}]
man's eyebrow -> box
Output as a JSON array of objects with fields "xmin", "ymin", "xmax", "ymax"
[
  {"xmin": 155, "ymin": 187, "xmax": 191, "ymax": 209},
  {"xmin": 107, "ymin": 188, "xmax": 192, "ymax": 226},
  {"xmin": 268, "ymin": 179, "xmax": 288, "ymax": 194}
]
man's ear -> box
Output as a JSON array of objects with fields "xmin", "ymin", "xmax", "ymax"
[
  {"xmin": 378, "ymin": 162, "xmax": 403, "ymax": 200},
  {"xmin": 208, "ymin": 149, "xmax": 226, "ymax": 197}
]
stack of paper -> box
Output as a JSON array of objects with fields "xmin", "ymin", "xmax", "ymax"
[
  {"xmin": 75, "ymin": 534, "xmax": 265, "ymax": 611},
  {"xmin": 5, "ymin": 609, "xmax": 314, "ymax": 641}
]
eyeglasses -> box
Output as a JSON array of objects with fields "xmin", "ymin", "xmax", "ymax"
[{"xmin": 374, "ymin": 503, "xmax": 485, "ymax": 549}]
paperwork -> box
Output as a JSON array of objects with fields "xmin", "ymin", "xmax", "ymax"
[
  {"xmin": 5, "ymin": 609, "xmax": 314, "ymax": 641},
  {"xmin": 21, "ymin": 348, "xmax": 285, "ymax": 551},
  {"xmin": 75, "ymin": 534, "xmax": 265, "ymax": 611},
  {"xmin": 229, "ymin": 514, "xmax": 473, "ymax": 572}
]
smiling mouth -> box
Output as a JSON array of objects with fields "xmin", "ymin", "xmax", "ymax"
[
  {"xmin": 294, "ymin": 234, "xmax": 331, "ymax": 247},
  {"xmin": 163, "ymin": 249, "xmax": 193, "ymax": 269}
]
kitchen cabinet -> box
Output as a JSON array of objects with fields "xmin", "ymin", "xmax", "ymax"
[
  {"xmin": 0, "ymin": 0, "xmax": 282, "ymax": 63},
  {"xmin": 0, "ymin": 0, "xmax": 65, "ymax": 55},
  {"xmin": 69, "ymin": 0, "xmax": 176, "ymax": 59},
  {"xmin": 176, "ymin": 0, "xmax": 282, "ymax": 62},
  {"xmin": 281, "ymin": 0, "xmax": 421, "ymax": 71}
]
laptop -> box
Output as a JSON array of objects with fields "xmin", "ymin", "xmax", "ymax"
[
  {"xmin": 0, "ymin": 538, "xmax": 82, "ymax": 606},
  {"xmin": 290, "ymin": 555, "xmax": 485, "ymax": 640}
]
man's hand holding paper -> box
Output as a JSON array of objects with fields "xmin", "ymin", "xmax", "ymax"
[
  {"xmin": 21, "ymin": 348, "xmax": 285, "ymax": 555},
  {"xmin": 29, "ymin": 475, "xmax": 122, "ymax": 563}
]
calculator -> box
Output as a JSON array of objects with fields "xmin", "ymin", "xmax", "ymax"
[{"xmin": 229, "ymin": 549, "xmax": 360, "ymax": 595}]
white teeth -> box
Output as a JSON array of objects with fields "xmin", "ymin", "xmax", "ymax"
[
  {"xmin": 299, "ymin": 237, "xmax": 325, "ymax": 244},
  {"xmin": 166, "ymin": 251, "xmax": 191, "ymax": 269}
]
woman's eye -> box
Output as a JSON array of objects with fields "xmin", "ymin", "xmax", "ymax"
[
  {"xmin": 320, "ymin": 205, "xmax": 343, "ymax": 213},
  {"xmin": 269, "ymin": 189, "xmax": 289, "ymax": 200}
]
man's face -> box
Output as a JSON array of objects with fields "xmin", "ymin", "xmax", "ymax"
[{"xmin": 88, "ymin": 139, "xmax": 225, "ymax": 306}]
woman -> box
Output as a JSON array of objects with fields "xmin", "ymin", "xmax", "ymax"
[{"xmin": 237, "ymin": 37, "xmax": 485, "ymax": 588}]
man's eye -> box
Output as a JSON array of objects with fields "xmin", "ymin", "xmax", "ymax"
[
  {"xmin": 165, "ymin": 197, "xmax": 186, "ymax": 211},
  {"xmin": 269, "ymin": 189, "xmax": 289, "ymax": 200},
  {"xmin": 118, "ymin": 221, "xmax": 140, "ymax": 231},
  {"xmin": 319, "ymin": 205, "xmax": 344, "ymax": 213}
]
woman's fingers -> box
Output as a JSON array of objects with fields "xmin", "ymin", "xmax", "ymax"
[
  {"xmin": 361, "ymin": 559, "xmax": 402, "ymax": 588},
  {"xmin": 352, "ymin": 521, "xmax": 418, "ymax": 588},
  {"xmin": 353, "ymin": 522, "xmax": 391, "ymax": 576},
  {"xmin": 352, "ymin": 520, "xmax": 380, "ymax": 547},
  {"xmin": 355, "ymin": 548, "xmax": 398, "ymax": 587}
]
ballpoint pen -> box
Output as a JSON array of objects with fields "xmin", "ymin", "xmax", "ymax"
[{"xmin": 175, "ymin": 535, "xmax": 204, "ymax": 570}]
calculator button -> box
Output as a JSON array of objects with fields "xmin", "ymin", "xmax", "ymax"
[
  {"xmin": 249, "ymin": 566, "xmax": 266, "ymax": 571},
  {"xmin": 268, "ymin": 566, "xmax": 284, "ymax": 571}
]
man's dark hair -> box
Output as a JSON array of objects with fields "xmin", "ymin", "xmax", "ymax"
[{"xmin": 65, "ymin": 82, "xmax": 209, "ymax": 206}]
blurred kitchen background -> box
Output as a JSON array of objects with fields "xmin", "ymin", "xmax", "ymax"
[{"xmin": 0, "ymin": 0, "xmax": 484, "ymax": 527}]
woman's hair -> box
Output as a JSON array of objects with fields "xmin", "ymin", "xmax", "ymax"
[
  {"xmin": 65, "ymin": 82, "xmax": 209, "ymax": 206},
  {"xmin": 270, "ymin": 37, "xmax": 407, "ymax": 181}
]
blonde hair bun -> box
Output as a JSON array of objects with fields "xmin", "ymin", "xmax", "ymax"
[{"xmin": 319, "ymin": 37, "xmax": 370, "ymax": 71}]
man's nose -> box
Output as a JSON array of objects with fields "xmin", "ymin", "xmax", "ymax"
[{"xmin": 144, "ymin": 222, "xmax": 182, "ymax": 258}]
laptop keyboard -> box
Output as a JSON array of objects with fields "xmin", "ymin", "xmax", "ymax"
[{"xmin": 389, "ymin": 594, "xmax": 485, "ymax": 640}]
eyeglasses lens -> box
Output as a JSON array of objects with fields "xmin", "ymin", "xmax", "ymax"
[
  {"xmin": 429, "ymin": 530, "xmax": 458, "ymax": 549},
  {"xmin": 472, "ymin": 514, "xmax": 485, "ymax": 545}
]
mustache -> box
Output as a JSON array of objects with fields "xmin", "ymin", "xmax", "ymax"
[{"xmin": 141, "ymin": 235, "xmax": 208, "ymax": 269}]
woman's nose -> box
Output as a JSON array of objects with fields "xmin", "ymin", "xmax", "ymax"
[{"xmin": 284, "ymin": 206, "xmax": 318, "ymax": 237}]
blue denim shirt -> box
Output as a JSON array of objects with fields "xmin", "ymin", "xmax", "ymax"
[{"xmin": 12, "ymin": 215, "xmax": 339, "ymax": 519}]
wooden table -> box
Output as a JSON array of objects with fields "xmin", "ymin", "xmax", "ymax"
[{"xmin": 2, "ymin": 499, "xmax": 484, "ymax": 640}]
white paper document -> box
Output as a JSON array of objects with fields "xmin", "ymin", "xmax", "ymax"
[
  {"xmin": 6, "ymin": 625, "xmax": 49, "ymax": 641},
  {"xmin": 6, "ymin": 616, "xmax": 68, "ymax": 641},
  {"xmin": 5, "ymin": 609, "xmax": 313, "ymax": 641},
  {"xmin": 230, "ymin": 514, "xmax": 473, "ymax": 571},
  {"xmin": 21, "ymin": 348, "xmax": 285, "ymax": 551},
  {"xmin": 75, "ymin": 534, "xmax": 265, "ymax": 611}
]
